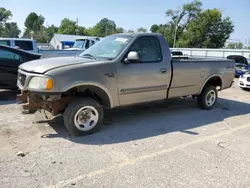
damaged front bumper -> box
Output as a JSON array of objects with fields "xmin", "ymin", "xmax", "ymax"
[{"xmin": 16, "ymin": 91, "xmax": 70, "ymax": 116}]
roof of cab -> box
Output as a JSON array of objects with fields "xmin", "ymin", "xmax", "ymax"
[
  {"xmin": 111, "ymin": 32, "xmax": 162, "ymax": 37},
  {"xmin": 0, "ymin": 38, "xmax": 35, "ymax": 41}
]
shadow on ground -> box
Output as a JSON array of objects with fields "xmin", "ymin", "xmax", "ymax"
[
  {"xmin": 0, "ymin": 90, "xmax": 18, "ymax": 105},
  {"xmin": 38, "ymin": 97, "xmax": 250, "ymax": 145}
]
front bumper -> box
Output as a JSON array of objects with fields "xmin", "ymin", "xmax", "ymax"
[
  {"xmin": 16, "ymin": 91, "xmax": 70, "ymax": 116},
  {"xmin": 238, "ymin": 77, "xmax": 250, "ymax": 88}
]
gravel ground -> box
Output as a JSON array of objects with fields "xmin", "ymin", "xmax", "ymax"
[{"xmin": 0, "ymin": 79, "xmax": 250, "ymax": 188}]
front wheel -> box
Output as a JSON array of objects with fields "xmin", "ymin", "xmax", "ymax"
[
  {"xmin": 63, "ymin": 98, "xmax": 104, "ymax": 136},
  {"xmin": 197, "ymin": 85, "xmax": 218, "ymax": 110}
]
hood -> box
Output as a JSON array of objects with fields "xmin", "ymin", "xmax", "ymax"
[
  {"xmin": 19, "ymin": 56, "xmax": 95, "ymax": 74},
  {"xmin": 64, "ymin": 48, "xmax": 84, "ymax": 51}
]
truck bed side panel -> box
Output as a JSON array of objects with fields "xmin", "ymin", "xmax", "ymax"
[{"xmin": 168, "ymin": 60, "xmax": 235, "ymax": 98}]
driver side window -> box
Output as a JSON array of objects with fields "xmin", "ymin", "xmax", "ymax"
[{"xmin": 129, "ymin": 36, "xmax": 162, "ymax": 63}]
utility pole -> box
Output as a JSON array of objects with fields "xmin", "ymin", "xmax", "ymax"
[
  {"xmin": 173, "ymin": 15, "xmax": 179, "ymax": 48},
  {"xmin": 76, "ymin": 18, "xmax": 79, "ymax": 35},
  {"xmin": 173, "ymin": 23, "xmax": 178, "ymax": 48}
]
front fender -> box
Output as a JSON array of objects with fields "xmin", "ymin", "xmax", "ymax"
[{"xmin": 61, "ymin": 81, "xmax": 115, "ymax": 108}]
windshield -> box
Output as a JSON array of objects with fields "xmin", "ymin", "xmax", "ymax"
[
  {"xmin": 79, "ymin": 35, "xmax": 133, "ymax": 59},
  {"xmin": 73, "ymin": 40, "xmax": 86, "ymax": 48}
]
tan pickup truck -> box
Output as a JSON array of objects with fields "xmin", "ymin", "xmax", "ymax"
[{"xmin": 16, "ymin": 33, "xmax": 235, "ymax": 136}]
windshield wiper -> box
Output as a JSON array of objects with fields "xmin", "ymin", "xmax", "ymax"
[{"xmin": 81, "ymin": 54, "xmax": 98, "ymax": 60}]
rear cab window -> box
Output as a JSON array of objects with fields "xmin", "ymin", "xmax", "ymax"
[{"xmin": 14, "ymin": 40, "xmax": 33, "ymax": 51}]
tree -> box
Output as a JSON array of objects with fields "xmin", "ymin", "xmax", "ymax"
[
  {"xmin": 150, "ymin": 24, "xmax": 175, "ymax": 47},
  {"xmin": 58, "ymin": 18, "xmax": 78, "ymax": 35},
  {"xmin": 91, "ymin": 18, "xmax": 116, "ymax": 37},
  {"xmin": 177, "ymin": 9, "xmax": 234, "ymax": 48},
  {"xmin": 149, "ymin": 0, "xmax": 203, "ymax": 47},
  {"xmin": 23, "ymin": 12, "xmax": 45, "ymax": 40},
  {"xmin": 115, "ymin": 27, "xmax": 125, "ymax": 33},
  {"xmin": 226, "ymin": 42, "xmax": 243, "ymax": 49},
  {"xmin": 150, "ymin": 24, "xmax": 160, "ymax": 33},
  {"xmin": 127, "ymin": 29, "xmax": 135, "ymax": 33},
  {"xmin": 165, "ymin": 0, "xmax": 202, "ymax": 46},
  {"xmin": 46, "ymin": 24, "xmax": 59, "ymax": 41},
  {"xmin": 24, "ymin": 12, "xmax": 45, "ymax": 32},
  {"xmin": 2, "ymin": 22, "xmax": 20, "ymax": 37},
  {"xmin": 137, "ymin": 27, "xmax": 147, "ymax": 33},
  {"xmin": 0, "ymin": 7, "xmax": 12, "ymax": 36}
]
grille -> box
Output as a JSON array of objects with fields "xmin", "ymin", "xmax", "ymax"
[
  {"xmin": 18, "ymin": 73, "xmax": 26, "ymax": 86},
  {"xmin": 247, "ymin": 77, "xmax": 250, "ymax": 82}
]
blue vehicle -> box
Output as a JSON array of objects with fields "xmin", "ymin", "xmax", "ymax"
[{"xmin": 227, "ymin": 55, "xmax": 250, "ymax": 77}]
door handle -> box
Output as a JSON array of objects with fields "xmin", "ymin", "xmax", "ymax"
[{"xmin": 160, "ymin": 68, "xmax": 168, "ymax": 74}]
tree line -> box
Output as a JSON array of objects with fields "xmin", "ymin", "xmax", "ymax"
[{"xmin": 0, "ymin": 0, "xmax": 248, "ymax": 49}]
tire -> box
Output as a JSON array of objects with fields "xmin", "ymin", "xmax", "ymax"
[
  {"xmin": 63, "ymin": 98, "xmax": 104, "ymax": 136},
  {"xmin": 197, "ymin": 85, "xmax": 218, "ymax": 110}
]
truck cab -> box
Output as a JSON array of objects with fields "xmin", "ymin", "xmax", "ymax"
[{"xmin": 0, "ymin": 38, "xmax": 39, "ymax": 53}]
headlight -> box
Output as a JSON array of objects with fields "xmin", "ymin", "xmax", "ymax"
[{"xmin": 28, "ymin": 77, "xmax": 53, "ymax": 90}]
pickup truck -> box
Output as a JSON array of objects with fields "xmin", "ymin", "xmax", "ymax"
[
  {"xmin": 0, "ymin": 38, "xmax": 83, "ymax": 58},
  {"xmin": 0, "ymin": 38, "xmax": 39, "ymax": 53},
  {"xmin": 16, "ymin": 33, "xmax": 235, "ymax": 136}
]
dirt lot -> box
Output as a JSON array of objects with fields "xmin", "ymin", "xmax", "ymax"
[{"xmin": 0, "ymin": 79, "xmax": 250, "ymax": 188}]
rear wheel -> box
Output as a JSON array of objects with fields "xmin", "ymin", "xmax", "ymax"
[
  {"xmin": 63, "ymin": 98, "xmax": 104, "ymax": 136},
  {"xmin": 197, "ymin": 85, "xmax": 217, "ymax": 110}
]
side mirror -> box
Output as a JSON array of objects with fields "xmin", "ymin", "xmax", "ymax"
[{"xmin": 124, "ymin": 51, "xmax": 140, "ymax": 64}]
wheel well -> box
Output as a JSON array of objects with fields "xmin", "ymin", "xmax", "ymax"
[
  {"xmin": 204, "ymin": 76, "xmax": 222, "ymax": 90},
  {"xmin": 66, "ymin": 85, "xmax": 111, "ymax": 108}
]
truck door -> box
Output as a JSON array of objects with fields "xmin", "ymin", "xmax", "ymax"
[{"xmin": 116, "ymin": 36, "xmax": 172, "ymax": 106}]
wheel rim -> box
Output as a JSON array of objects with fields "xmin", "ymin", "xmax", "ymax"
[
  {"xmin": 205, "ymin": 90, "xmax": 216, "ymax": 107},
  {"xmin": 74, "ymin": 106, "xmax": 99, "ymax": 131}
]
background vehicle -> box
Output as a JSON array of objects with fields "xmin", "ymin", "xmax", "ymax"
[
  {"xmin": 171, "ymin": 50, "xmax": 189, "ymax": 60},
  {"xmin": 64, "ymin": 37, "xmax": 101, "ymax": 51},
  {"xmin": 0, "ymin": 38, "xmax": 39, "ymax": 53},
  {"xmin": 238, "ymin": 72, "xmax": 250, "ymax": 89},
  {"xmin": 0, "ymin": 45, "xmax": 41, "ymax": 89},
  {"xmin": 227, "ymin": 55, "xmax": 250, "ymax": 77},
  {"xmin": 0, "ymin": 38, "xmax": 89, "ymax": 58},
  {"xmin": 16, "ymin": 33, "xmax": 235, "ymax": 136}
]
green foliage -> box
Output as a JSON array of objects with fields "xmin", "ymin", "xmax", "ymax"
[
  {"xmin": 178, "ymin": 9, "xmax": 234, "ymax": 48},
  {"xmin": 0, "ymin": 7, "xmax": 13, "ymax": 36},
  {"xmin": 0, "ymin": 7, "xmax": 12, "ymax": 23},
  {"xmin": 23, "ymin": 12, "xmax": 46, "ymax": 42},
  {"xmin": 0, "ymin": 2, "xmax": 235, "ymax": 48},
  {"xmin": 46, "ymin": 25, "xmax": 59, "ymax": 41},
  {"xmin": 137, "ymin": 27, "xmax": 147, "ymax": 33},
  {"xmin": 90, "ymin": 18, "xmax": 116, "ymax": 37},
  {"xmin": 150, "ymin": 24, "xmax": 159, "ymax": 33},
  {"xmin": 150, "ymin": 0, "xmax": 234, "ymax": 48},
  {"xmin": 24, "ymin": 12, "xmax": 45, "ymax": 31},
  {"xmin": 226, "ymin": 42, "xmax": 243, "ymax": 49},
  {"xmin": 127, "ymin": 29, "xmax": 135, "ymax": 33},
  {"xmin": 2, "ymin": 22, "xmax": 20, "ymax": 37},
  {"xmin": 58, "ymin": 18, "xmax": 78, "ymax": 35},
  {"xmin": 116, "ymin": 27, "xmax": 125, "ymax": 33}
]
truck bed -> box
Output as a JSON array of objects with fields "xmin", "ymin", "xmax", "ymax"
[{"xmin": 168, "ymin": 58, "xmax": 235, "ymax": 98}]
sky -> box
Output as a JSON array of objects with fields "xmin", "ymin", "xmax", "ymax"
[{"xmin": 1, "ymin": 0, "xmax": 250, "ymax": 44}]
